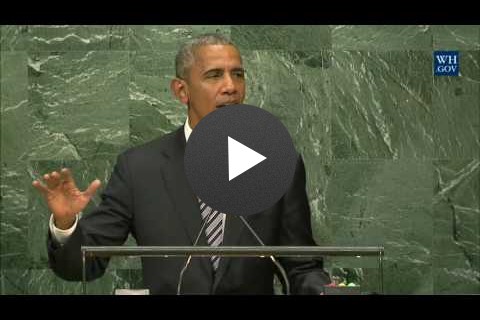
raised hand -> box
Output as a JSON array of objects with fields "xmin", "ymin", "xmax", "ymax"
[{"xmin": 32, "ymin": 168, "xmax": 101, "ymax": 230}]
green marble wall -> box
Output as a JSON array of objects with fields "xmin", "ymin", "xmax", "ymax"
[{"xmin": 1, "ymin": 25, "xmax": 478, "ymax": 294}]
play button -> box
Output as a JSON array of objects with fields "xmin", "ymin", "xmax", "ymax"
[
  {"xmin": 228, "ymin": 136, "xmax": 266, "ymax": 181},
  {"xmin": 184, "ymin": 104, "xmax": 298, "ymax": 217}
]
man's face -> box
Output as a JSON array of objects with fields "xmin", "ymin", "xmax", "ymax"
[{"xmin": 173, "ymin": 44, "xmax": 246, "ymax": 128}]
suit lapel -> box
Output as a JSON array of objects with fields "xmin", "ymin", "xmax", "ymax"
[
  {"xmin": 162, "ymin": 128, "xmax": 212, "ymax": 277},
  {"xmin": 162, "ymin": 128, "xmax": 209, "ymax": 246}
]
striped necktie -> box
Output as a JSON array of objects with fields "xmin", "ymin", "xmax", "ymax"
[{"xmin": 198, "ymin": 199, "xmax": 224, "ymax": 271}]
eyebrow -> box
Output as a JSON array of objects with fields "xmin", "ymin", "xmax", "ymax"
[{"xmin": 202, "ymin": 67, "xmax": 245, "ymax": 76}]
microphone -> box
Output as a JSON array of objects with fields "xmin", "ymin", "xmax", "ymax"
[
  {"xmin": 238, "ymin": 216, "xmax": 291, "ymax": 295},
  {"xmin": 176, "ymin": 208, "xmax": 212, "ymax": 295},
  {"xmin": 176, "ymin": 206, "xmax": 291, "ymax": 295}
]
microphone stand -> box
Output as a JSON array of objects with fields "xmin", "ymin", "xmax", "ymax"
[
  {"xmin": 177, "ymin": 211, "xmax": 291, "ymax": 295},
  {"xmin": 239, "ymin": 216, "xmax": 291, "ymax": 295},
  {"xmin": 176, "ymin": 211, "xmax": 210, "ymax": 295}
]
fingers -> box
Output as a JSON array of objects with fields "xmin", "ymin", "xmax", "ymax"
[
  {"xmin": 33, "ymin": 168, "xmax": 100, "ymax": 197},
  {"xmin": 33, "ymin": 168, "xmax": 70, "ymax": 192},
  {"xmin": 59, "ymin": 168, "xmax": 75, "ymax": 184},
  {"xmin": 43, "ymin": 171, "xmax": 62, "ymax": 189},
  {"xmin": 84, "ymin": 179, "xmax": 102, "ymax": 198},
  {"xmin": 32, "ymin": 180, "xmax": 49, "ymax": 196}
]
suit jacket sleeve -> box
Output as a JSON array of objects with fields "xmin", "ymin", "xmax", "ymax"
[
  {"xmin": 278, "ymin": 155, "xmax": 331, "ymax": 294},
  {"xmin": 47, "ymin": 152, "xmax": 134, "ymax": 281}
]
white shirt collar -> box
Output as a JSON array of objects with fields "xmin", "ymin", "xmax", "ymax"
[{"xmin": 184, "ymin": 115, "xmax": 193, "ymax": 142}]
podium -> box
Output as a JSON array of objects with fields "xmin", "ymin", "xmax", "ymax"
[{"xmin": 81, "ymin": 246, "xmax": 384, "ymax": 295}]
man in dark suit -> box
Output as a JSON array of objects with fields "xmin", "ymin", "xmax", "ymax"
[{"xmin": 32, "ymin": 33, "xmax": 331, "ymax": 294}]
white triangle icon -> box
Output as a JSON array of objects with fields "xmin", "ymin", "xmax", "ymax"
[{"xmin": 228, "ymin": 136, "xmax": 266, "ymax": 181}]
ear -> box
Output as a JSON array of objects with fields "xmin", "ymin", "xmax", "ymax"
[{"xmin": 170, "ymin": 78, "xmax": 189, "ymax": 105}]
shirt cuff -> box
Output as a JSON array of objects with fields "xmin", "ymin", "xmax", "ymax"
[{"xmin": 49, "ymin": 214, "xmax": 79, "ymax": 245}]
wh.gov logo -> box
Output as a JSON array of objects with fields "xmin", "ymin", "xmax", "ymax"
[{"xmin": 434, "ymin": 51, "xmax": 459, "ymax": 76}]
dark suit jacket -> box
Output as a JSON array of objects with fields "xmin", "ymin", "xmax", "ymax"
[{"xmin": 48, "ymin": 127, "xmax": 330, "ymax": 294}]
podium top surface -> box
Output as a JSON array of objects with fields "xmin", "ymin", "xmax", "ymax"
[{"xmin": 81, "ymin": 246, "xmax": 384, "ymax": 257}]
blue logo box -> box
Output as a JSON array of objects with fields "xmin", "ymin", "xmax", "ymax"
[{"xmin": 434, "ymin": 51, "xmax": 459, "ymax": 76}]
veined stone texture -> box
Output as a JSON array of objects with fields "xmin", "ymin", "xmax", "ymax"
[{"xmin": 1, "ymin": 25, "xmax": 478, "ymax": 294}]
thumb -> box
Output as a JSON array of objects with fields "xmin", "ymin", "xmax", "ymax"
[{"xmin": 84, "ymin": 179, "xmax": 102, "ymax": 198}]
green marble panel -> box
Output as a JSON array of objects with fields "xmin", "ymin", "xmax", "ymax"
[
  {"xmin": 0, "ymin": 165, "xmax": 30, "ymax": 270},
  {"xmin": 433, "ymin": 51, "xmax": 479, "ymax": 159},
  {"xmin": 432, "ymin": 25, "xmax": 480, "ymax": 50},
  {"xmin": 129, "ymin": 49, "xmax": 185, "ymax": 147},
  {"xmin": 0, "ymin": 25, "xmax": 129, "ymax": 51},
  {"xmin": 241, "ymin": 49, "xmax": 332, "ymax": 248},
  {"xmin": 433, "ymin": 159, "xmax": 479, "ymax": 294},
  {"xmin": 331, "ymin": 25, "xmax": 432, "ymax": 50},
  {"xmin": 27, "ymin": 50, "xmax": 130, "ymax": 159},
  {"xmin": 0, "ymin": 268, "xmax": 143, "ymax": 294},
  {"xmin": 330, "ymin": 50, "xmax": 434, "ymax": 159},
  {"xmin": 231, "ymin": 25, "xmax": 331, "ymax": 50},
  {"xmin": 325, "ymin": 160, "xmax": 433, "ymax": 294},
  {"xmin": 242, "ymin": 50, "xmax": 332, "ymax": 161},
  {"xmin": 129, "ymin": 25, "xmax": 230, "ymax": 52},
  {"xmin": 1, "ymin": 51, "xmax": 31, "ymax": 164},
  {"xmin": 1, "ymin": 51, "xmax": 31, "ymax": 272}
]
